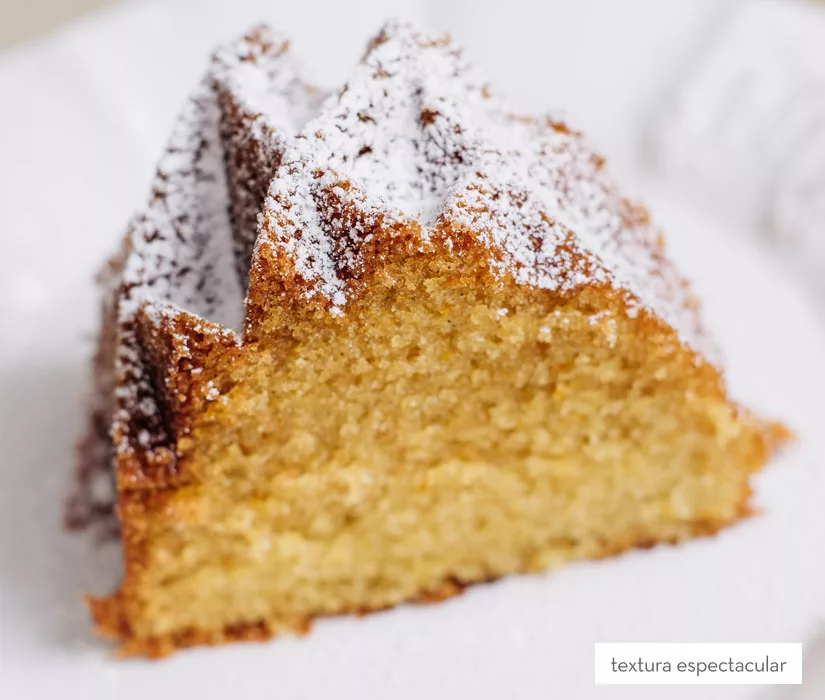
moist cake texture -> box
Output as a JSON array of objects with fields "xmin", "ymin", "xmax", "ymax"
[{"xmin": 81, "ymin": 21, "xmax": 786, "ymax": 657}]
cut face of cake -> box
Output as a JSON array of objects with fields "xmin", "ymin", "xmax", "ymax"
[{"xmin": 83, "ymin": 22, "xmax": 786, "ymax": 657}]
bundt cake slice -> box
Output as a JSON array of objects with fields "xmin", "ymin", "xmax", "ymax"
[{"xmin": 84, "ymin": 22, "xmax": 786, "ymax": 657}]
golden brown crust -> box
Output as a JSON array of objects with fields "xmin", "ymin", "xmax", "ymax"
[
  {"xmin": 133, "ymin": 308, "xmax": 241, "ymax": 483},
  {"xmin": 89, "ymin": 511, "xmax": 749, "ymax": 659},
  {"xmin": 88, "ymin": 593, "xmax": 287, "ymax": 659}
]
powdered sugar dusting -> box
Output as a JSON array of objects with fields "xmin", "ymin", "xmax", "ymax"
[
  {"xmin": 212, "ymin": 27, "xmax": 324, "ymax": 144},
  {"xmin": 111, "ymin": 327, "xmax": 168, "ymax": 458},
  {"xmin": 109, "ymin": 75, "xmax": 248, "ymax": 462},
  {"xmin": 110, "ymin": 20, "xmax": 707, "ymax": 361},
  {"xmin": 254, "ymin": 21, "xmax": 705, "ymax": 351},
  {"xmin": 118, "ymin": 84, "xmax": 243, "ymax": 330},
  {"xmin": 211, "ymin": 26, "xmax": 327, "ymax": 284}
]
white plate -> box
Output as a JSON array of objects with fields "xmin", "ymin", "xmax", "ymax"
[{"xmin": 1, "ymin": 180, "xmax": 824, "ymax": 700}]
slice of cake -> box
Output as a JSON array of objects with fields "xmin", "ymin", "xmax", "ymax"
[{"xmin": 82, "ymin": 22, "xmax": 786, "ymax": 657}]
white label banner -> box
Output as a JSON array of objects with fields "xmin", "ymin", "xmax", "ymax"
[{"xmin": 595, "ymin": 643, "xmax": 802, "ymax": 685}]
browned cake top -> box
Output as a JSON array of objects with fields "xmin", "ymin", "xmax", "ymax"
[{"xmin": 115, "ymin": 20, "xmax": 707, "ymax": 350}]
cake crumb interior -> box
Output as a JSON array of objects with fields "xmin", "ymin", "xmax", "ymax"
[{"xmin": 123, "ymin": 255, "xmax": 765, "ymax": 640}]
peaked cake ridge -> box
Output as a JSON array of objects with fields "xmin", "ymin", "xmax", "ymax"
[
  {"xmin": 212, "ymin": 26, "xmax": 326, "ymax": 282},
  {"xmin": 116, "ymin": 86, "xmax": 243, "ymax": 330},
  {"xmin": 116, "ymin": 19, "xmax": 706, "ymax": 355}
]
